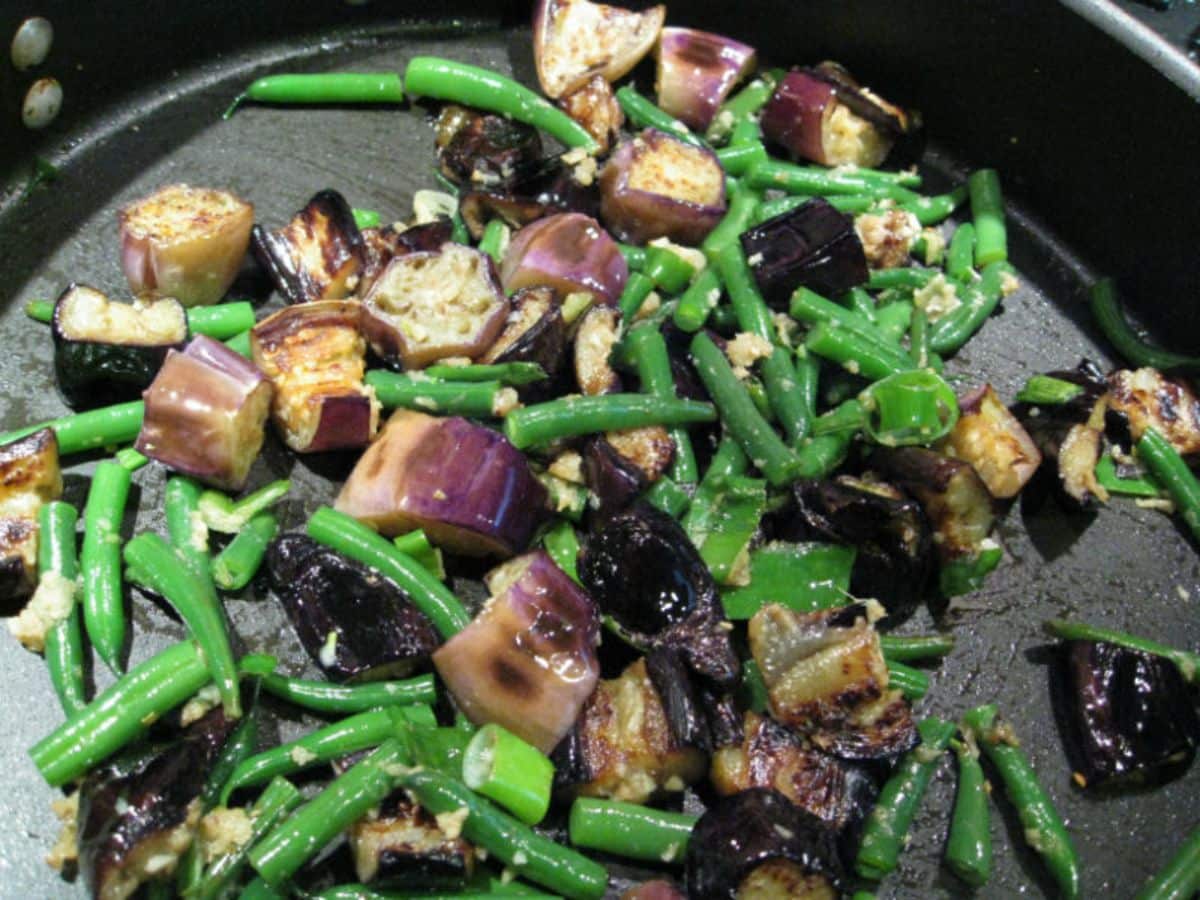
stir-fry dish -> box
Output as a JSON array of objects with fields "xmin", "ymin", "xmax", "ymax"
[{"xmin": 5, "ymin": 2, "xmax": 1200, "ymax": 898}]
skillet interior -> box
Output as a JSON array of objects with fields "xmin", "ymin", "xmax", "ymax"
[{"xmin": 0, "ymin": 5, "xmax": 1197, "ymax": 897}]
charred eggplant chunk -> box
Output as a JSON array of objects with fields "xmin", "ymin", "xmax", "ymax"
[
  {"xmin": 435, "ymin": 105, "xmax": 543, "ymax": 188},
  {"xmin": 533, "ymin": 0, "xmax": 665, "ymax": 100},
  {"xmin": 1053, "ymin": 640, "xmax": 1199, "ymax": 789},
  {"xmin": 501, "ymin": 213, "xmax": 628, "ymax": 306},
  {"xmin": 250, "ymin": 300, "xmax": 378, "ymax": 453},
  {"xmin": 582, "ymin": 435, "xmax": 645, "ymax": 518},
  {"xmin": 52, "ymin": 285, "xmax": 187, "ymax": 409},
  {"xmin": 579, "ymin": 504, "xmax": 740, "ymax": 686},
  {"xmin": 459, "ymin": 155, "xmax": 601, "ymax": 242},
  {"xmin": 574, "ymin": 305, "xmax": 623, "ymax": 395},
  {"xmin": 748, "ymin": 603, "xmax": 918, "ymax": 760},
  {"xmin": 1107, "ymin": 367, "xmax": 1200, "ymax": 457},
  {"xmin": 77, "ymin": 708, "xmax": 234, "ymax": 900},
  {"xmin": 349, "ymin": 790, "xmax": 474, "ymax": 887},
  {"xmin": 119, "ymin": 183, "xmax": 254, "ymax": 308},
  {"xmin": 267, "ymin": 534, "xmax": 439, "ymax": 682},
  {"xmin": 783, "ymin": 477, "xmax": 932, "ymax": 621},
  {"xmin": 740, "ymin": 198, "xmax": 868, "ymax": 308},
  {"xmin": 559, "ymin": 75, "xmax": 624, "ymax": 154},
  {"xmin": 479, "ymin": 286, "xmax": 568, "ymax": 381},
  {"xmin": 433, "ymin": 551, "xmax": 600, "ymax": 753},
  {"xmin": 251, "ymin": 189, "xmax": 365, "ymax": 304},
  {"xmin": 361, "ymin": 243, "xmax": 509, "ymax": 369},
  {"xmin": 0, "ymin": 429, "xmax": 61, "ymax": 604},
  {"xmin": 335, "ymin": 410, "xmax": 547, "ymax": 557},
  {"xmin": 937, "ymin": 384, "xmax": 1041, "ymax": 499},
  {"xmin": 358, "ymin": 220, "xmax": 454, "ymax": 298},
  {"xmin": 136, "ymin": 335, "xmax": 273, "ymax": 491},
  {"xmin": 685, "ymin": 787, "xmax": 844, "ymax": 900}
]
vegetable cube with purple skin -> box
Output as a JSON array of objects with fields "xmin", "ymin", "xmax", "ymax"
[
  {"xmin": 501, "ymin": 212, "xmax": 629, "ymax": 306},
  {"xmin": 656, "ymin": 27, "xmax": 756, "ymax": 131},
  {"xmin": 937, "ymin": 384, "xmax": 1041, "ymax": 499}
]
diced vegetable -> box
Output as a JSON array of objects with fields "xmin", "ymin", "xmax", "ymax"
[
  {"xmin": 501, "ymin": 213, "xmax": 628, "ymax": 305},
  {"xmin": 938, "ymin": 384, "xmax": 1041, "ymax": 498},
  {"xmin": 655, "ymin": 27, "xmax": 756, "ymax": 130},
  {"xmin": 0, "ymin": 428, "xmax": 61, "ymax": 602},
  {"xmin": 533, "ymin": 0, "xmax": 665, "ymax": 99},
  {"xmin": 251, "ymin": 189, "xmax": 365, "ymax": 304}
]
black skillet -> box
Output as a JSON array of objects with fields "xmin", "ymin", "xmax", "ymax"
[{"xmin": 0, "ymin": 1, "xmax": 1198, "ymax": 896}]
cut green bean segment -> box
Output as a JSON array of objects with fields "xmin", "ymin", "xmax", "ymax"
[
  {"xmin": 224, "ymin": 329, "xmax": 253, "ymax": 358},
  {"xmin": 212, "ymin": 512, "xmax": 278, "ymax": 591},
  {"xmin": 203, "ymin": 703, "xmax": 260, "ymax": 809},
  {"xmin": 963, "ymin": 704, "xmax": 1079, "ymax": 899},
  {"xmin": 673, "ymin": 267, "xmax": 724, "ymax": 332},
  {"xmin": 793, "ymin": 430, "xmax": 855, "ymax": 479},
  {"xmin": 503, "ymin": 394, "xmax": 715, "ymax": 450},
  {"xmin": 642, "ymin": 477, "xmax": 691, "ymax": 519},
  {"xmin": 226, "ymin": 72, "xmax": 404, "ymax": 117},
  {"xmin": 909, "ymin": 307, "xmax": 930, "ymax": 368},
  {"xmin": 886, "ymin": 661, "xmax": 930, "ymax": 700},
  {"xmin": 720, "ymin": 541, "xmax": 854, "ymax": 619},
  {"xmin": 238, "ymin": 878, "xmax": 285, "ymax": 900},
  {"xmin": 901, "ymin": 185, "xmax": 968, "ymax": 226},
  {"xmin": 80, "ymin": 460, "xmax": 132, "ymax": 673},
  {"xmin": 615, "ymin": 85, "xmax": 704, "ymax": 147},
  {"xmin": 745, "ymin": 159, "xmax": 912, "ymax": 199},
  {"xmin": 938, "ymin": 544, "xmax": 1003, "ymax": 597},
  {"xmin": 406, "ymin": 57, "xmax": 597, "ymax": 152},
  {"xmin": 946, "ymin": 222, "xmax": 977, "ymax": 282},
  {"xmin": 23, "ymin": 298, "xmax": 53, "ymax": 322},
  {"xmin": 195, "ymin": 777, "xmax": 302, "ymax": 900},
  {"xmin": 1138, "ymin": 426, "xmax": 1200, "ymax": 544},
  {"xmin": 625, "ymin": 325, "xmax": 699, "ymax": 483},
  {"xmin": 701, "ymin": 182, "xmax": 760, "ymax": 261},
  {"xmin": 716, "ymin": 140, "xmax": 767, "ymax": 176},
  {"xmin": 568, "ymin": 798, "xmax": 697, "ymax": 864},
  {"xmin": 199, "ymin": 479, "xmax": 290, "ymax": 533},
  {"xmin": 706, "ymin": 72, "xmax": 779, "ymax": 143},
  {"xmin": 392, "ymin": 528, "xmax": 446, "ymax": 581},
  {"xmin": 874, "ymin": 300, "xmax": 914, "ymax": 343},
  {"xmin": 1045, "ymin": 620, "xmax": 1200, "ymax": 684},
  {"xmin": 1134, "ymin": 825, "xmax": 1200, "ymax": 900},
  {"xmin": 424, "ymin": 362, "xmax": 547, "ymax": 386},
  {"xmin": 38, "ymin": 501, "xmax": 86, "ymax": 717},
  {"xmin": 478, "ymin": 218, "xmax": 510, "ymax": 263},
  {"xmin": 811, "ymin": 398, "xmax": 866, "ymax": 438},
  {"xmin": 855, "ymin": 716, "xmax": 956, "ymax": 880},
  {"xmin": 165, "ymin": 476, "xmax": 210, "ymax": 577},
  {"xmin": 790, "ymin": 287, "xmax": 907, "ymax": 353},
  {"xmin": 805, "ymin": 322, "xmax": 913, "ymax": 381},
  {"xmin": 124, "ymin": 533, "xmax": 241, "ymax": 718},
  {"xmin": 0, "ymin": 400, "xmax": 144, "ymax": 457},
  {"xmin": 260, "ymin": 671, "xmax": 438, "ymax": 713},
  {"xmin": 617, "ymin": 243, "xmax": 647, "ymax": 271},
  {"xmin": 642, "ymin": 246, "xmax": 697, "ymax": 295},
  {"xmin": 728, "ymin": 115, "xmax": 762, "ymax": 147},
  {"xmin": 538, "ymin": 473, "xmax": 589, "ymax": 523},
  {"xmin": 969, "ymin": 169, "xmax": 1007, "ymax": 265},
  {"xmin": 396, "ymin": 766, "xmax": 609, "ymax": 899},
  {"xmin": 307, "ymin": 506, "xmax": 470, "ymax": 638},
  {"xmin": 542, "ymin": 519, "xmax": 581, "ymax": 583},
  {"xmin": 114, "ymin": 447, "xmax": 148, "ymax": 471},
  {"xmin": 844, "ymin": 286, "xmax": 877, "ymax": 323},
  {"xmin": 186, "ymin": 301, "xmax": 257, "ymax": 340},
  {"xmin": 761, "ymin": 347, "xmax": 812, "ymax": 444},
  {"xmin": 1095, "ymin": 453, "xmax": 1162, "ymax": 497},
  {"xmin": 754, "ymin": 193, "xmax": 878, "ymax": 225},
  {"xmin": 352, "ymin": 207, "xmax": 381, "ymax": 229},
  {"xmin": 1016, "ymin": 374, "xmax": 1085, "ymax": 405},
  {"xmin": 367, "ymin": 370, "xmax": 508, "ymax": 418},
  {"xmin": 715, "ymin": 241, "xmax": 773, "ymax": 341},
  {"xmin": 30, "ymin": 640, "xmax": 209, "ymax": 786},
  {"xmin": 927, "ymin": 261, "xmax": 1016, "ymax": 354},
  {"xmin": 879, "ymin": 634, "xmax": 955, "ymax": 661},
  {"xmin": 463, "ymin": 723, "xmax": 554, "ymax": 825},
  {"xmin": 946, "ymin": 737, "xmax": 993, "ymax": 888},
  {"xmin": 859, "ymin": 369, "xmax": 959, "ymax": 446},
  {"xmin": 1090, "ymin": 278, "xmax": 1200, "ymax": 371},
  {"xmin": 686, "ymin": 475, "xmax": 767, "ymax": 586},
  {"xmin": 867, "ymin": 266, "xmax": 938, "ymax": 291},
  {"xmin": 617, "ymin": 271, "xmax": 656, "ymax": 321}
]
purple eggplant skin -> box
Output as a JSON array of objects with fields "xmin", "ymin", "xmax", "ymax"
[
  {"xmin": 358, "ymin": 220, "xmax": 454, "ymax": 297},
  {"xmin": 579, "ymin": 503, "xmax": 740, "ymax": 687},
  {"xmin": 459, "ymin": 155, "xmax": 601, "ymax": 241},
  {"xmin": 685, "ymin": 787, "xmax": 845, "ymax": 900},
  {"xmin": 435, "ymin": 105, "xmax": 543, "ymax": 188},
  {"xmin": 582, "ymin": 436, "xmax": 645, "ymax": 520},
  {"xmin": 251, "ymin": 188, "xmax": 366, "ymax": 304},
  {"xmin": 780, "ymin": 476, "xmax": 933, "ymax": 622},
  {"xmin": 78, "ymin": 708, "xmax": 234, "ymax": 900},
  {"xmin": 266, "ymin": 534, "xmax": 440, "ymax": 683},
  {"xmin": 656, "ymin": 27, "xmax": 757, "ymax": 131},
  {"xmin": 501, "ymin": 212, "xmax": 628, "ymax": 306},
  {"xmin": 1052, "ymin": 640, "xmax": 1199, "ymax": 789},
  {"xmin": 740, "ymin": 198, "xmax": 869, "ymax": 308}
]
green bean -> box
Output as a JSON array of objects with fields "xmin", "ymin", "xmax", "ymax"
[
  {"xmin": 790, "ymin": 287, "xmax": 907, "ymax": 354},
  {"xmin": 212, "ymin": 512, "xmax": 278, "ymax": 591},
  {"xmin": 705, "ymin": 72, "xmax": 779, "ymax": 143},
  {"xmin": 855, "ymin": 716, "xmax": 956, "ymax": 880},
  {"xmin": 706, "ymin": 435, "xmax": 749, "ymax": 481},
  {"xmin": 542, "ymin": 519, "xmax": 581, "ymax": 583},
  {"xmin": 30, "ymin": 640, "xmax": 209, "ymax": 786},
  {"xmin": 238, "ymin": 877, "xmax": 285, "ymax": 900},
  {"xmin": 115, "ymin": 446, "xmax": 148, "ymax": 471},
  {"xmin": 878, "ymin": 633, "xmax": 955, "ymax": 661},
  {"xmin": 886, "ymin": 661, "xmax": 930, "ymax": 700},
  {"xmin": 673, "ymin": 267, "xmax": 724, "ymax": 332},
  {"xmin": 393, "ymin": 528, "xmax": 446, "ymax": 581},
  {"xmin": 701, "ymin": 181, "xmax": 760, "ymax": 262},
  {"xmin": 745, "ymin": 159, "xmax": 911, "ymax": 199},
  {"xmin": 689, "ymin": 332, "xmax": 800, "ymax": 486},
  {"xmin": 38, "ymin": 501, "xmax": 86, "ymax": 717},
  {"xmin": 1094, "ymin": 454, "xmax": 1162, "ymax": 497},
  {"xmin": 225, "ymin": 72, "xmax": 404, "ymax": 117},
  {"xmin": 80, "ymin": 460, "xmax": 131, "ymax": 673},
  {"xmin": 643, "ymin": 477, "xmax": 691, "ymax": 519},
  {"xmin": 0, "ymin": 399, "xmax": 144, "ymax": 457},
  {"xmin": 844, "ymin": 286, "xmax": 877, "ymax": 322},
  {"xmin": 503, "ymin": 394, "xmax": 715, "ymax": 450},
  {"xmin": 224, "ymin": 329, "xmax": 252, "ymax": 358},
  {"xmin": 406, "ymin": 57, "xmax": 596, "ymax": 152},
  {"xmin": 625, "ymin": 325, "xmax": 699, "ymax": 483},
  {"xmin": 946, "ymin": 737, "xmax": 992, "ymax": 888},
  {"xmin": 927, "ymin": 261, "xmax": 1016, "ymax": 354},
  {"xmin": 423, "ymin": 362, "xmax": 547, "ymax": 386},
  {"xmin": 22, "ymin": 298, "xmax": 53, "ymax": 322},
  {"xmin": 25, "ymin": 299, "xmax": 255, "ymax": 341},
  {"xmin": 1089, "ymin": 278, "xmax": 1200, "ymax": 371},
  {"xmin": 716, "ymin": 140, "xmax": 768, "ymax": 176},
  {"xmin": 1046, "ymin": 619, "xmax": 1200, "ymax": 682},
  {"xmin": 753, "ymin": 193, "xmax": 879, "ymax": 225},
  {"xmin": 962, "ymin": 704, "xmax": 1079, "ymax": 899},
  {"xmin": 760, "ymin": 347, "xmax": 812, "ymax": 444},
  {"xmin": 615, "ymin": 85, "xmax": 705, "ymax": 148},
  {"xmin": 165, "ymin": 475, "xmax": 210, "ymax": 577},
  {"xmin": 642, "ymin": 246, "xmax": 696, "ymax": 295},
  {"xmin": 1015, "ymin": 374, "xmax": 1086, "ymax": 405},
  {"xmin": 202, "ymin": 702, "xmax": 260, "ymax": 809},
  {"xmin": 1137, "ymin": 426, "xmax": 1200, "ymax": 544},
  {"xmin": 478, "ymin": 218, "xmax": 510, "ymax": 263},
  {"xmin": 909, "ymin": 307, "xmax": 930, "ymax": 368},
  {"xmin": 307, "ymin": 506, "xmax": 470, "ymax": 638},
  {"xmin": 874, "ymin": 300, "xmax": 914, "ymax": 343},
  {"xmin": 366, "ymin": 370, "xmax": 508, "ymax": 418},
  {"xmin": 805, "ymin": 322, "xmax": 914, "ymax": 381},
  {"xmin": 793, "ymin": 430, "xmax": 854, "ymax": 478},
  {"xmin": 900, "ymin": 185, "xmax": 968, "ymax": 225},
  {"xmin": 395, "ymin": 766, "xmax": 609, "ymax": 899},
  {"xmin": 1134, "ymin": 825, "xmax": 1200, "ymax": 900},
  {"xmin": 352, "ymin": 207, "xmax": 381, "ymax": 229},
  {"xmin": 688, "ymin": 474, "xmax": 767, "ymax": 585},
  {"xmin": 568, "ymin": 798, "xmax": 697, "ymax": 864},
  {"xmin": 969, "ymin": 169, "xmax": 1007, "ymax": 265},
  {"xmin": 538, "ymin": 472, "xmax": 589, "ymax": 523},
  {"xmin": 811, "ymin": 398, "xmax": 865, "ymax": 437},
  {"xmin": 124, "ymin": 532, "xmax": 241, "ymax": 718},
  {"xmin": 793, "ymin": 351, "xmax": 820, "ymax": 419},
  {"xmin": 728, "ymin": 115, "xmax": 762, "ymax": 147},
  {"xmin": 867, "ymin": 266, "xmax": 938, "ymax": 291},
  {"xmin": 617, "ymin": 243, "xmax": 647, "ymax": 271},
  {"xmin": 259, "ymin": 671, "xmax": 438, "ymax": 713},
  {"xmin": 946, "ymin": 222, "xmax": 977, "ymax": 282},
  {"xmin": 714, "ymin": 241, "xmax": 773, "ymax": 341},
  {"xmin": 199, "ymin": 479, "xmax": 291, "ymax": 534},
  {"xmin": 617, "ymin": 271, "xmax": 656, "ymax": 321},
  {"xmin": 463, "ymin": 723, "xmax": 555, "ymax": 825}
]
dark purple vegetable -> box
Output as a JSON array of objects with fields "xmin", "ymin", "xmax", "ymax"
[
  {"xmin": 358, "ymin": 220, "xmax": 454, "ymax": 297},
  {"xmin": 533, "ymin": 0, "xmax": 665, "ymax": 99},
  {"xmin": 782, "ymin": 476, "xmax": 933, "ymax": 622},
  {"xmin": 939, "ymin": 384, "xmax": 1041, "ymax": 499},
  {"xmin": 644, "ymin": 646, "xmax": 712, "ymax": 753},
  {"xmin": 739, "ymin": 198, "xmax": 868, "ymax": 308},
  {"xmin": 433, "ymin": 550, "xmax": 600, "ymax": 753},
  {"xmin": 458, "ymin": 155, "xmax": 601, "ymax": 241},
  {"xmin": 0, "ymin": 428, "xmax": 61, "ymax": 604},
  {"xmin": 335, "ymin": 410, "xmax": 548, "ymax": 557},
  {"xmin": 348, "ymin": 790, "xmax": 474, "ymax": 887},
  {"xmin": 480, "ymin": 286, "xmax": 567, "ymax": 376},
  {"xmin": 266, "ymin": 534, "xmax": 440, "ymax": 682},
  {"xmin": 582, "ymin": 435, "xmax": 644, "ymax": 517},
  {"xmin": 435, "ymin": 105, "xmax": 543, "ymax": 187},
  {"xmin": 1052, "ymin": 640, "xmax": 1199, "ymax": 789},
  {"xmin": 250, "ymin": 188, "xmax": 365, "ymax": 304},
  {"xmin": 136, "ymin": 335, "xmax": 272, "ymax": 490},
  {"xmin": 77, "ymin": 708, "xmax": 234, "ymax": 900},
  {"xmin": 558, "ymin": 75, "xmax": 624, "ymax": 154},
  {"xmin": 599, "ymin": 129, "xmax": 727, "ymax": 246},
  {"xmin": 501, "ymin": 213, "xmax": 628, "ymax": 306},
  {"xmin": 685, "ymin": 787, "xmax": 844, "ymax": 900},
  {"xmin": 579, "ymin": 503, "xmax": 739, "ymax": 686},
  {"xmin": 655, "ymin": 27, "xmax": 756, "ymax": 130}
]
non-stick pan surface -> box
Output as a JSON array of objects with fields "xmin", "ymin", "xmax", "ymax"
[{"xmin": 0, "ymin": 4, "xmax": 1197, "ymax": 898}]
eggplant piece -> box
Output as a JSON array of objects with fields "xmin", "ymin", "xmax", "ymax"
[
  {"xmin": 582, "ymin": 435, "xmax": 645, "ymax": 517},
  {"xmin": 51, "ymin": 284, "xmax": 187, "ymax": 409},
  {"xmin": 559, "ymin": 75, "xmax": 624, "ymax": 154},
  {"xmin": 459, "ymin": 155, "xmax": 601, "ymax": 241},
  {"xmin": 606, "ymin": 426, "xmax": 674, "ymax": 483},
  {"xmin": 78, "ymin": 708, "xmax": 234, "ymax": 900},
  {"xmin": 655, "ymin": 27, "xmax": 756, "ymax": 131},
  {"xmin": 251, "ymin": 189, "xmax": 365, "ymax": 304},
  {"xmin": 854, "ymin": 209, "xmax": 922, "ymax": 270},
  {"xmin": 1107, "ymin": 367, "xmax": 1200, "ymax": 457},
  {"xmin": 621, "ymin": 882, "xmax": 686, "ymax": 900},
  {"xmin": 574, "ymin": 305, "xmax": 622, "ymax": 395},
  {"xmin": 599, "ymin": 129, "xmax": 727, "ymax": 246},
  {"xmin": 433, "ymin": 550, "xmax": 600, "ymax": 753},
  {"xmin": 1052, "ymin": 640, "xmax": 1199, "ymax": 789},
  {"xmin": 685, "ymin": 788, "xmax": 844, "ymax": 900},
  {"xmin": 781, "ymin": 477, "xmax": 933, "ymax": 621},
  {"xmin": 479, "ymin": 286, "xmax": 567, "ymax": 381},
  {"xmin": 349, "ymin": 791, "xmax": 474, "ymax": 887},
  {"xmin": 435, "ymin": 105, "xmax": 543, "ymax": 188},
  {"xmin": 501, "ymin": 213, "xmax": 628, "ymax": 306},
  {"xmin": 335, "ymin": 410, "xmax": 548, "ymax": 557},
  {"xmin": 748, "ymin": 603, "xmax": 918, "ymax": 760},
  {"xmin": 739, "ymin": 198, "xmax": 868, "ymax": 309},
  {"xmin": 557, "ymin": 657, "xmax": 708, "ymax": 803},
  {"xmin": 579, "ymin": 504, "xmax": 740, "ymax": 686},
  {"xmin": 266, "ymin": 534, "xmax": 439, "ymax": 682},
  {"xmin": 118, "ymin": 183, "xmax": 254, "ymax": 308},
  {"xmin": 533, "ymin": 0, "xmax": 665, "ymax": 99},
  {"xmin": 0, "ymin": 428, "xmax": 61, "ymax": 605},
  {"xmin": 250, "ymin": 300, "xmax": 378, "ymax": 453},
  {"xmin": 358, "ymin": 220, "xmax": 454, "ymax": 297},
  {"xmin": 937, "ymin": 384, "xmax": 1041, "ymax": 500},
  {"xmin": 136, "ymin": 335, "xmax": 273, "ymax": 491},
  {"xmin": 644, "ymin": 646, "xmax": 712, "ymax": 752},
  {"xmin": 361, "ymin": 243, "xmax": 509, "ymax": 369}
]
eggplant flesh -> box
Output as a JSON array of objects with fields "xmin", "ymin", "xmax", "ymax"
[
  {"xmin": 350, "ymin": 791, "xmax": 474, "ymax": 887},
  {"xmin": 52, "ymin": 285, "xmax": 187, "ymax": 409},
  {"xmin": 1053, "ymin": 640, "xmax": 1199, "ymax": 788},
  {"xmin": 939, "ymin": 384, "xmax": 1042, "ymax": 500},
  {"xmin": 459, "ymin": 155, "xmax": 600, "ymax": 242},
  {"xmin": 480, "ymin": 286, "xmax": 567, "ymax": 373},
  {"xmin": 1107, "ymin": 367, "xmax": 1200, "ymax": 457},
  {"xmin": 78, "ymin": 708, "xmax": 234, "ymax": 900},
  {"xmin": 251, "ymin": 189, "xmax": 365, "ymax": 304},
  {"xmin": 0, "ymin": 428, "xmax": 62, "ymax": 605},
  {"xmin": 435, "ymin": 105, "xmax": 543, "ymax": 188},
  {"xmin": 358, "ymin": 220, "xmax": 454, "ymax": 298}
]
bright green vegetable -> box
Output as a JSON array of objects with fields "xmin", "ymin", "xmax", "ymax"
[
  {"xmin": 542, "ymin": 519, "xmax": 581, "ymax": 583},
  {"xmin": 1137, "ymin": 426, "xmax": 1200, "ymax": 544},
  {"xmin": 886, "ymin": 660, "xmax": 930, "ymax": 700},
  {"xmin": 805, "ymin": 322, "xmax": 914, "ymax": 381},
  {"xmin": 25, "ymin": 299, "xmax": 254, "ymax": 341},
  {"xmin": 859, "ymin": 369, "xmax": 959, "ymax": 446},
  {"xmin": 720, "ymin": 542, "xmax": 855, "ymax": 619},
  {"xmin": 946, "ymin": 222, "xmax": 977, "ymax": 282},
  {"xmin": 463, "ymin": 723, "xmax": 555, "ymax": 825},
  {"xmin": 624, "ymin": 325, "xmax": 699, "ymax": 483},
  {"xmin": 879, "ymin": 634, "xmax": 955, "ymax": 661},
  {"xmin": 1042, "ymin": 620, "xmax": 1199, "ymax": 683},
  {"xmin": 673, "ymin": 267, "xmax": 724, "ymax": 333},
  {"xmin": 392, "ymin": 528, "xmax": 446, "ymax": 581},
  {"xmin": 164, "ymin": 476, "xmax": 210, "ymax": 577},
  {"xmin": 367, "ymin": 370, "xmax": 508, "ymax": 418},
  {"xmin": 615, "ymin": 85, "xmax": 705, "ymax": 147},
  {"xmin": 568, "ymin": 798, "xmax": 697, "ymax": 864},
  {"xmin": 225, "ymin": 72, "xmax": 404, "ymax": 117},
  {"xmin": 939, "ymin": 544, "xmax": 1004, "ymax": 597},
  {"xmin": 716, "ymin": 140, "xmax": 767, "ymax": 175},
  {"xmin": 424, "ymin": 362, "xmax": 547, "ymax": 386},
  {"xmin": 0, "ymin": 400, "xmax": 144, "ymax": 455},
  {"xmin": 211, "ymin": 512, "xmax": 277, "ymax": 591},
  {"xmin": 38, "ymin": 501, "xmax": 86, "ymax": 717},
  {"xmin": 80, "ymin": 460, "xmax": 132, "ymax": 673},
  {"xmin": 706, "ymin": 72, "xmax": 780, "ymax": 143},
  {"xmin": 478, "ymin": 218, "xmax": 510, "ymax": 263},
  {"xmin": 1094, "ymin": 453, "xmax": 1162, "ymax": 498},
  {"xmin": 969, "ymin": 169, "xmax": 1007, "ymax": 265},
  {"xmin": 114, "ymin": 447, "xmax": 148, "ymax": 471},
  {"xmin": 503, "ymin": 394, "xmax": 715, "ymax": 450},
  {"xmin": 1134, "ymin": 825, "xmax": 1200, "ymax": 900},
  {"xmin": 1015, "ymin": 374, "xmax": 1086, "ymax": 405},
  {"xmin": 259, "ymin": 671, "xmax": 439, "ymax": 713},
  {"xmin": 643, "ymin": 477, "xmax": 691, "ymax": 519},
  {"xmin": 946, "ymin": 737, "xmax": 992, "ymax": 888},
  {"xmin": 617, "ymin": 271, "xmax": 656, "ymax": 321},
  {"xmin": 688, "ymin": 474, "xmax": 767, "ymax": 586},
  {"xmin": 700, "ymin": 181, "xmax": 760, "ymax": 262},
  {"xmin": 642, "ymin": 246, "xmax": 697, "ymax": 295},
  {"xmin": 867, "ymin": 266, "xmax": 938, "ymax": 291},
  {"xmin": 199, "ymin": 479, "xmax": 291, "ymax": 534},
  {"xmin": 1089, "ymin": 278, "xmax": 1200, "ymax": 371},
  {"xmin": 927, "ymin": 261, "xmax": 1017, "ymax": 354}
]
